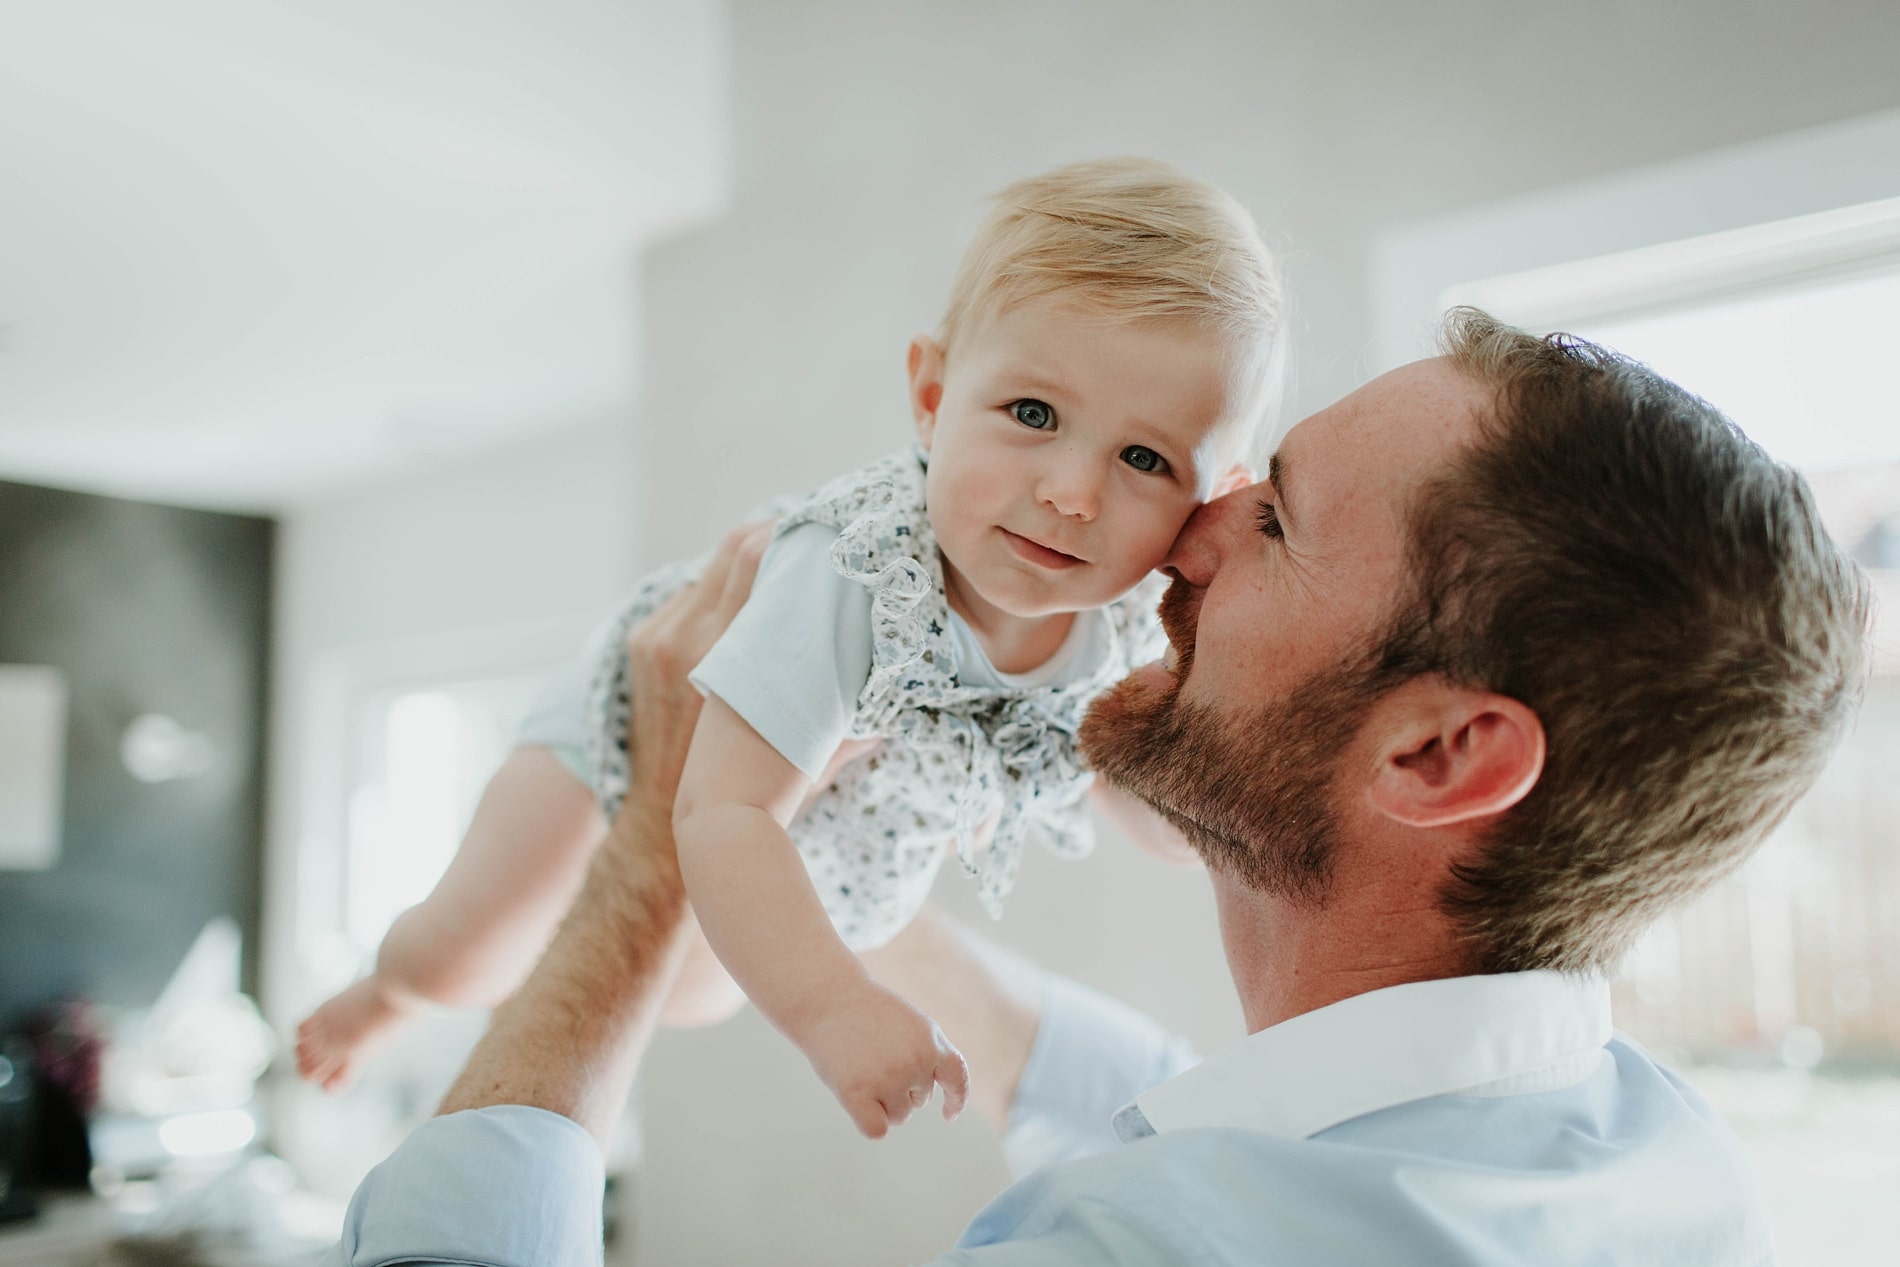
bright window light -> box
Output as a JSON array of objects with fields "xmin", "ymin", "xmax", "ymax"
[
  {"xmin": 158, "ymin": 1108, "xmax": 257, "ymax": 1158},
  {"xmin": 344, "ymin": 675, "xmax": 543, "ymax": 951},
  {"xmin": 1569, "ymin": 266, "xmax": 1900, "ymax": 473}
]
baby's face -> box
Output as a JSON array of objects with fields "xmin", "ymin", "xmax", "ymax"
[{"xmin": 912, "ymin": 295, "xmax": 1248, "ymax": 624}]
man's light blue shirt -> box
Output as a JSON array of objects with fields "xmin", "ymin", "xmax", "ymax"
[{"xmin": 327, "ymin": 970, "xmax": 1773, "ymax": 1265}]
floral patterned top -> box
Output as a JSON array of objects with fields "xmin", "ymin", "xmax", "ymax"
[{"xmin": 585, "ymin": 448, "xmax": 1166, "ymax": 950}]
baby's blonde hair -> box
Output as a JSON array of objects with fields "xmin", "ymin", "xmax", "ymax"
[{"xmin": 938, "ymin": 157, "xmax": 1285, "ymax": 451}]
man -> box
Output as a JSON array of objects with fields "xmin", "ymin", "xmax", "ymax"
[{"xmin": 325, "ymin": 311, "xmax": 1867, "ymax": 1265}]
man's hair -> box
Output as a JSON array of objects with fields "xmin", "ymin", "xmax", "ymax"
[
  {"xmin": 938, "ymin": 158, "xmax": 1285, "ymax": 450},
  {"xmin": 1376, "ymin": 308, "xmax": 1871, "ymax": 974}
]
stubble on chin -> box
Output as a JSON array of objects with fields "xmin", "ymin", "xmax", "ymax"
[
  {"xmin": 1080, "ymin": 670, "xmax": 1240, "ymax": 860},
  {"xmin": 1076, "ymin": 574, "xmax": 1215, "ymax": 826},
  {"xmin": 1080, "ymin": 656, "xmax": 1363, "ymax": 907}
]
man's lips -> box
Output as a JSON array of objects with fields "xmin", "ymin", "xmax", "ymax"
[{"xmin": 1001, "ymin": 528, "xmax": 1085, "ymax": 569}]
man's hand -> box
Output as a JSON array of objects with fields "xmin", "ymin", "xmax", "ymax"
[
  {"xmin": 435, "ymin": 521, "xmax": 774, "ymax": 1144},
  {"xmin": 625, "ymin": 521, "xmax": 778, "ymax": 817},
  {"xmin": 796, "ymin": 980, "xmax": 971, "ymax": 1139}
]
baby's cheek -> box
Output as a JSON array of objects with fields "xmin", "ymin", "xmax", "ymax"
[
  {"xmin": 1129, "ymin": 510, "xmax": 1192, "ymax": 571},
  {"xmin": 1096, "ymin": 546, "xmax": 1172, "ymax": 603}
]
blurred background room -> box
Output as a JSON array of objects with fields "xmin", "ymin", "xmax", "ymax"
[{"xmin": 2, "ymin": 2, "xmax": 1898, "ymax": 1263}]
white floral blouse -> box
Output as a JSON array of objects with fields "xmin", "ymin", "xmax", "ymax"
[{"xmin": 584, "ymin": 449, "xmax": 1166, "ymax": 950}]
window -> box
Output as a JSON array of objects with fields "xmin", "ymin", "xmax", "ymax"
[
  {"xmin": 342, "ymin": 674, "xmax": 546, "ymax": 954},
  {"xmin": 1418, "ymin": 186, "xmax": 1900, "ymax": 1259},
  {"xmin": 1543, "ymin": 256, "xmax": 1900, "ymax": 1061}
]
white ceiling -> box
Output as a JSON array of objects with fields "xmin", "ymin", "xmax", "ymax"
[{"xmin": 0, "ymin": 1, "xmax": 726, "ymax": 511}]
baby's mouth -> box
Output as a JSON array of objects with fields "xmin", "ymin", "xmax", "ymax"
[{"xmin": 1002, "ymin": 528, "xmax": 1085, "ymax": 569}]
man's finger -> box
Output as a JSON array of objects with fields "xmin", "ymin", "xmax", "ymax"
[
  {"xmin": 632, "ymin": 518, "xmax": 776, "ymax": 673},
  {"xmin": 695, "ymin": 520, "xmax": 768, "ymax": 603},
  {"xmin": 711, "ymin": 519, "xmax": 774, "ymax": 620},
  {"xmin": 937, "ymin": 1050, "xmax": 971, "ymax": 1121}
]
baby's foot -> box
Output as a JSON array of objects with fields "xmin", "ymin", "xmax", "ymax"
[{"xmin": 295, "ymin": 977, "xmax": 417, "ymax": 1094}]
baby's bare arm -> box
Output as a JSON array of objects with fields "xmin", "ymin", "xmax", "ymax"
[
  {"xmin": 673, "ymin": 698, "xmax": 859, "ymax": 1033},
  {"xmin": 675, "ymin": 701, "xmax": 969, "ymax": 1136}
]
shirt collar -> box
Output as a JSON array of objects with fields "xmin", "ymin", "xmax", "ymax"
[{"xmin": 1115, "ymin": 970, "xmax": 1612, "ymax": 1143}]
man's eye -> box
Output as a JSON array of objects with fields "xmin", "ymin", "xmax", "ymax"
[
  {"xmin": 1010, "ymin": 399, "xmax": 1055, "ymax": 430},
  {"xmin": 1255, "ymin": 498, "xmax": 1284, "ymax": 539},
  {"xmin": 1122, "ymin": 446, "xmax": 1167, "ymax": 474}
]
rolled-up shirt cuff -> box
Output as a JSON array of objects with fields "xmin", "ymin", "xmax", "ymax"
[
  {"xmin": 335, "ymin": 1105, "xmax": 604, "ymax": 1267},
  {"xmin": 1001, "ymin": 976, "xmax": 1199, "ymax": 1179}
]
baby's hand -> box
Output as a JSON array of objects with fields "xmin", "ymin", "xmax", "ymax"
[{"xmin": 797, "ymin": 981, "xmax": 969, "ymax": 1139}]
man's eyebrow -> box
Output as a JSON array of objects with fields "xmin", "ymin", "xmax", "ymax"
[{"xmin": 1267, "ymin": 452, "xmax": 1295, "ymax": 529}]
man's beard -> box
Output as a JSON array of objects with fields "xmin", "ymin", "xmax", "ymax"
[{"xmin": 1079, "ymin": 581, "xmax": 1384, "ymax": 905}]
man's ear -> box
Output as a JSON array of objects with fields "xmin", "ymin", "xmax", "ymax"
[
  {"xmin": 1210, "ymin": 463, "xmax": 1254, "ymax": 498},
  {"xmin": 1366, "ymin": 680, "xmax": 1544, "ymax": 829},
  {"xmin": 908, "ymin": 336, "xmax": 946, "ymax": 451}
]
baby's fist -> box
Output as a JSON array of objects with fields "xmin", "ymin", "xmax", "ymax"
[{"xmin": 803, "ymin": 982, "xmax": 969, "ymax": 1139}]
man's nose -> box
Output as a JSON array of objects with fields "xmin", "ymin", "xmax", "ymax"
[
  {"xmin": 1037, "ymin": 450, "xmax": 1103, "ymax": 520},
  {"xmin": 1162, "ymin": 484, "xmax": 1255, "ymax": 586}
]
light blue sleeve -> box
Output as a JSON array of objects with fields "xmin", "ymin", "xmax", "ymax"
[
  {"xmin": 1001, "ymin": 976, "xmax": 1199, "ymax": 1178},
  {"xmin": 322, "ymin": 1106, "xmax": 605, "ymax": 1267},
  {"xmin": 688, "ymin": 521, "xmax": 874, "ymax": 781}
]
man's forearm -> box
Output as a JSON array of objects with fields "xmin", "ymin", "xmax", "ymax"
[
  {"xmin": 436, "ymin": 797, "xmax": 692, "ymax": 1145},
  {"xmin": 432, "ymin": 523, "xmax": 777, "ymax": 1142}
]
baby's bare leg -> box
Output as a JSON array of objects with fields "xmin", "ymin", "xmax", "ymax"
[{"xmin": 296, "ymin": 747, "xmax": 604, "ymax": 1092}]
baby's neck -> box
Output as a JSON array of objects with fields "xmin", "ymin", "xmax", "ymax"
[{"xmin": 941, "ymin": 567, "xmax": 1077, "ymax": 676}]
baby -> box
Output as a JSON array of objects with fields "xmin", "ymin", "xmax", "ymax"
[{"xmin": 298, "ymin": 158, "xmax": 1282, "ymax": 1135}]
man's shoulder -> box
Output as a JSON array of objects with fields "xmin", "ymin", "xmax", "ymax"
[
  {"xmin": 948, "ymin": 1043, "xmax": 1772, "ymax": 1266},
  {"xmin": 950, "ymin": 1128, "xmax": 1483, "ymax": 1266}
]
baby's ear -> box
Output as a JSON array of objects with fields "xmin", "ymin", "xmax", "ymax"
[
  {"xmin": 1210, "ymin": 463, "xmax": 1254, "ymax": 498},
  {"xmin": 907, "ymin": 336, "xmax": 946, "ymax": 450}
]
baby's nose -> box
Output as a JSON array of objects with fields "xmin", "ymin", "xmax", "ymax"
[{"xmin": 1038, "ymin": 457, "xmax": 1102, "ymax": 520}]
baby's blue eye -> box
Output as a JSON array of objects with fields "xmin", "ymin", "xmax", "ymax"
[
  {"xmin": 1010, "ymin": 399, "xmax": 1055, "ymax": 430},
  {"xmin": 1122, "ymin": 445, "xmax": 1167, "ymax": 474}
]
